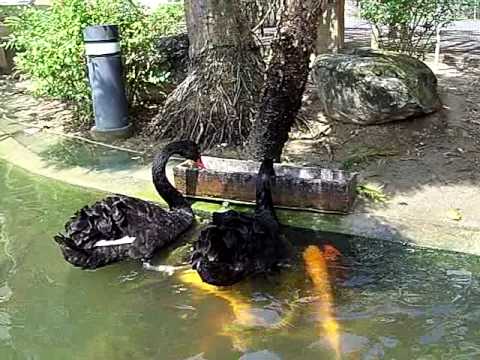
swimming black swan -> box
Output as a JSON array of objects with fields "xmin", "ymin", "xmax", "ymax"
[
  {"xmin": 54, "ymin": 140, "xmax": 204, "ymax": 269},
  {"xmin": 191, "ymin": 159, "xmax": 287, "ymax": 286}
]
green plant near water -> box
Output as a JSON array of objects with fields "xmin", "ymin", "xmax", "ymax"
[
  {"xmin": 6, "ymin": 0, "xmax": 184, "ymax": 123},
  {"xmin": 357, "ymin": 183, "xmax": 388, "ymax": 203}
]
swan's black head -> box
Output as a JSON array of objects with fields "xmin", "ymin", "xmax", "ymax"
[
  {"xmin": 156, "ymin": 140, "xmax": 204, "ymax": 170},
  {"xmin": 165, "ymin": 140, "xmax": 202, "ymax": 162}
]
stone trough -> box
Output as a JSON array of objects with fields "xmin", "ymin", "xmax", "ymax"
[{"xmin": 173, "ymin": 156, "xmax": 358, "ymax": 214}]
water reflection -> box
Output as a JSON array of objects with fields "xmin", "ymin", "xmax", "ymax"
[{"xmin": 37, "ymin": 138, "xmax": 147, "ymax": 171}]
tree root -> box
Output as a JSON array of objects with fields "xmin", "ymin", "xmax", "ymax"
[{"xmin": 147, "ymin": 47, "xmax": 264, "ymax": 149}]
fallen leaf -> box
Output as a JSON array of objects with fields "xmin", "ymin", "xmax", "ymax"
[
  {"xmin": 447, "ymin": 208, "xmax": 463, "ymax": 221},
  {"xmin": 23, "ymin": 127, "xmax": 41, "ymax": 135}
]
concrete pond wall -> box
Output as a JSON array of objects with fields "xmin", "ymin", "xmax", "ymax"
[{"xmin": 0, "ymin": 117, "xmax": 479, "ymax": 257}]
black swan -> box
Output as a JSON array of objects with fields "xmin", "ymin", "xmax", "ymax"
[
  {"xmin": 191, "ymin": 159, "xmax": 287, "ymax": 286},
  {"xmin": 54, "ymin": 140, "xmax": 204, "ymax": 269}
]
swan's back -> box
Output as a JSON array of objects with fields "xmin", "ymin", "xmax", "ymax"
[
  {"xmin": 55, "ymin": 195, "xmax": 193, "ymax": 269},
  {"xmin": 192, "ymin": 208, "xmax": 283, "ymax": 286},
  {"xmin": 54, "ymin": 140, "xmax": 203, "ymax": 269}
]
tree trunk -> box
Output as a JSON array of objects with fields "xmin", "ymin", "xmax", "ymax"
[
  {"xmin": 148, "ymin": 0, "xmax": 264, "ymax": 149},
  {"xmin": 316, "ymin": 3, "xmax": 334, "ymax": 54},
  {"xmin": 335, "ymin": 0, "xmax": 345, "ymax": 50},
  {"xmin": 248, "ymin": 0, "xmax": 327, "ymax": 161}
]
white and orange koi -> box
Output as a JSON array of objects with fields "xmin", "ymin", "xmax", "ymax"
[
  {"xmin": 178, "ymin": 270, "xmax": 254, "ymax": 351},
  {"xmin": 303, "ymin": 245, "xmax": 341, "ymax": 359}
]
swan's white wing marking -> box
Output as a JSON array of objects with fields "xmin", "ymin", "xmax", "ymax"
[{"xmin": 94, "ymin": 236, "xmax": 136, "ymax": 247}]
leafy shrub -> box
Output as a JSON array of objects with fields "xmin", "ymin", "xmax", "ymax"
[
  {"xmin": 457, "ymin": 0, "xmax": 480, "ymax": 19},
  {"xmin": 359, "ymin": 0, "xmax": 458, "ymax": 58},
  {"xmin": 6, "ymin": 0, "xmax": 184, "ymax": 122},
  {"xmin": 0, "ymin": 6, "xmax": 24, "ymax": 21}
]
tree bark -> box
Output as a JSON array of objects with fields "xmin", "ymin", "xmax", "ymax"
[
  {"xmin": 148, "ymin": 0, "xmax": 264, "ymax": 149},
  {"xmin": 316, "ymin": 0, "xmax": 345, "ymax": 54},
  {"xmin": 248, "ymin": 0, "xmax": 327, "ymax": 161}
]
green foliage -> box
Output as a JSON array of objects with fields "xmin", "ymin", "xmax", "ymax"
[
  {"xmin": 457, "ymin": 0, "xmax": 480, "ymax": 19},
  {"xmin": 6, "ymin": 0, "xmax": 184, "ymax": 122},
  {"xmin": 0, "ymin": 6, "xmax": 24, "ymax": 21},
  {"xmin": 121, "ymin": 3, "xmax": 185, "ymax": 104},
  {"xmin": 357, "ymin": 183, "xmax": 388, "ymax": 203},
  {"xmin": 359, "ymin": 0, "xmax": 459, "ymax": 57}
]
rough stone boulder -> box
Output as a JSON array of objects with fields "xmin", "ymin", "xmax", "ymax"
[{"xmin": 312, "ymin": 49, "xmax": 442, "ymax": 125}]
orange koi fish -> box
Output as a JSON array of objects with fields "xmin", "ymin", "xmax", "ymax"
[
  {"xmin": 178, "ymin": 270, "xmax": 255, "ymax": 326},
  {"xmin": 178, "ymin": 270, "xmax": 253, "ymax": 351},
  {"xmin": 303, "ymin": 245, "xmax": 341, "ymax": 358}
]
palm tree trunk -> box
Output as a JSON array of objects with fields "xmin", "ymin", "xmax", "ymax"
[
  {"xmin": 248, "ymin": 0, "xmax": 327, "ymax": 161},
  {"xmin": 148, "ymin": 0, "xmax": 264, "ymax": 149}
]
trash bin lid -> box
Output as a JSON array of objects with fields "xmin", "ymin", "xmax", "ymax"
[{"xmin": 83, "ymin": 25, "xmax": 119, "ymax": 42}]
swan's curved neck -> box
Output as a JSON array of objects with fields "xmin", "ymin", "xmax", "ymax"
[
  {"xmin": 152, "ymin": 148, "xmax": 191, "ymax": 211},
  {"xmin": 255, "ymin": 161, "xmax": 275, "ymax": 214}
]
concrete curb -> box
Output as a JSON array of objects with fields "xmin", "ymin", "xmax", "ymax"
[{"xmin": 1, "ymin": 126, "xmax": 479, "ymax": 256}]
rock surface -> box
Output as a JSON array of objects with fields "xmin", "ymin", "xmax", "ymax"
[{"xmin": 312, "ymin": 49, "xmax": 442, "ymax": 125}]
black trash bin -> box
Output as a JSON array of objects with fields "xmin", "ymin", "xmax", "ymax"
[{"xmin": 83, "ymin": 24, "xmax": 131, "ymax": 139}]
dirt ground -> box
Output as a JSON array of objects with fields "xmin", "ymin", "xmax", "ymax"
[
  {"xmin": 283, "ymin": 59, "xmax": 480, "ymax": 197},
  {"xmin": 1, "ymin": 56, "xmax": 479, "ymax": 200},
  {"xmin": 104, "ymin": 58, "xmax": 480, "ymax": 198}
]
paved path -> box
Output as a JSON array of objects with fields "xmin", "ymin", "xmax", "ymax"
[{"xmin": 345, "ymin": 19, "xmax": 480, "ymax": 56}]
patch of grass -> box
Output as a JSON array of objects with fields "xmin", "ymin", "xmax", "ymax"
[
  {"xmin": 357, "ymin": 183, "xmax": 388, "ymax": 203},
  {"xmin": 342, "ymin": 147, "xmax": 398, "ymax": 170}
]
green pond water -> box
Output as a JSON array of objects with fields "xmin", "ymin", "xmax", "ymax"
[{"xmin": 1, "ymin": 160, "xmax": 480, "ymax": 360}]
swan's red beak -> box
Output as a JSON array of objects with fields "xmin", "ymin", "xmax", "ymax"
[{"xmin": 195, "ymin": 158, "xmax": 206, "ymax": 169}]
